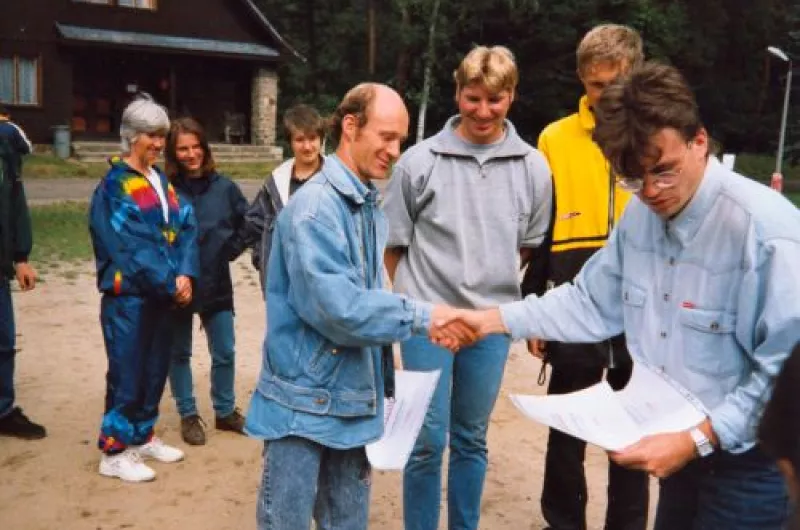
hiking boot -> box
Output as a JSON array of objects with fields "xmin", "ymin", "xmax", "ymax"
[
  {"xmin": 133, "ymin": 436, "xmax": 185, "ymax": 463},
  {"xmin": 215, "ymin": 409, "xmax": 245, "ymax": 434},
  {"xmin": 0, "ymin": 407, "xmax": 46, "ymax": 440},
  {"xmin": 180, "ymin": 414, "xmax": 207, "ymax": 446},
  {"xmin": 99, "ymin": 449, "xmax": 156, "ymax": 482}
]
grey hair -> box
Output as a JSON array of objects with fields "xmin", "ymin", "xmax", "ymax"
[{"xmin": 119, "ymin": 93, "xmax": 170, "ymax": 153}]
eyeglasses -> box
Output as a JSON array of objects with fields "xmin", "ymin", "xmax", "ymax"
[{"xmin": 616, "ymin": 142, "xmax": 693, "ymax": 194}]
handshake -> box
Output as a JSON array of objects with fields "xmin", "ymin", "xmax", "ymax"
[{"xmin": 427, "ymin": 305, "xmax": 508, "ymax": 352}]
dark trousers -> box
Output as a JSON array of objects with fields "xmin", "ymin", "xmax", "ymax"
[
  {"xmin": 541, "ymin": 356, "xmax": 649, "ymax": 530},
  {"xmin": 654, "ymin": 447, "xmax": 789, "ymax": 530},
  {"xmin": 98, "ymin": 294, "xmax": 175, "ymax": 453},
  {"xmin": 0, "ymin": 280, "xmax": 16, "ymax": 419}
]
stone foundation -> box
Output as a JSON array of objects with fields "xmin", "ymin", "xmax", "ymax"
[{"xmin": 251, "ymin": 67, "xmax": 279, "ymax": 146}]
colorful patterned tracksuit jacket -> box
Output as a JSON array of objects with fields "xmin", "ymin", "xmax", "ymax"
[{"xmin": 89, "ymin": 157, "xmax": 199, "ymax": 453}]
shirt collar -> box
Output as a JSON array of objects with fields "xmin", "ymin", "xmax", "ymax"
[
  {"xmin": 325, "ymin": 155, "xmax": 378, "ymax": 206},
  {"xmin": 578, "ymin": 95, "xmax": 595, "ymax": 132},
  {"xmin": 665, "ymin": 157, "xmax": 724, "ymax": 247},
  {"xmin": 430, "ymin": 116, "xmax": 531, "ymax": 158}
]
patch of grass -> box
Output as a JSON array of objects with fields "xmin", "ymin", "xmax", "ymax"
[
  {"xmin": 25, "ymin": 154, "xmax": 107, "ymax": 179},
  {"xmin": 29, "ymin": 202, "xmax": 93, "ymax": 263},
  {"xmin": 787, "ymin": 192, "xmax": 800, "ymax": 208},
  {"xmin": 733, "ymin": 153, "xmax": 800, "ymax": 182},
  {"xmin": 24, "ymin": 154, "xmax": 278, "ymax": 180},
  {"xmin": 216, "ymin": 161, "xmax": 278, "ymax": 180}
]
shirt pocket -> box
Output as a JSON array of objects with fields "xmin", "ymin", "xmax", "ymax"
[
  {"xmin": 621, "ymin": 282, "xmax": 647, "ymax": 341},
  {"xmin": 678, "ymin": 307, "xmax": 740, "ymax": 377},
  {"xmin": 307, "ymin": 338, "xmax": 344, "ymax": 382}
]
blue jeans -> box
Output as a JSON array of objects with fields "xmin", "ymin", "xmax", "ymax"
[
  {"xmin": 654, "ymin": 447, "xmax": 789, "ymax": 529},
  {"xmin": 256, "ymin": 437, "xmax": 371, "ymax": 530},
  {"xmin": 0, "ymin": 281, "xmax": 16, "ymax": 419},
  {"xmin": 99, "ymin": 295, "xmax": 175, "ymax": 452},
  {"xmin": 401, "ymin": 334, "xmax": 511, "ymax": 530},
  {"xmin": 168, "ymin": 309, "xmax": 236, "ymax": 418}
]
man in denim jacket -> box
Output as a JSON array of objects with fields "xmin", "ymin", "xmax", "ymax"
[
  {"xmin": 453, "ymin": 63, "xmax": 800, "ymax": 530},
  {"xmin": 244, "ymin": 83, "xmax": 472, "ymax": 530}
]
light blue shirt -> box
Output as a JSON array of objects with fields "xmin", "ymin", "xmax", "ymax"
[{"xmin": 501, "ymin": 158, "xmax": 800, "ymax": 453}]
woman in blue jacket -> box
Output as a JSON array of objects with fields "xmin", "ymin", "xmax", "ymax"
[
  {"xmin": 89, "ymin": 95, "xmax": 199, "ymax": 483},
  {"xmin": 164, "ymin": 117, "xmax": 250, "ymax": 446}
]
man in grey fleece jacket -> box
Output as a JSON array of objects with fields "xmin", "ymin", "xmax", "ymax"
[{"xmin": 382, "ymin": 45, "xmax": 553, "ymax": 530}]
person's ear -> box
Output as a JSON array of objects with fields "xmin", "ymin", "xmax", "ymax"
[{"xmin": 342, "ymin": 114, "xmax": 358, "ymax": 142}]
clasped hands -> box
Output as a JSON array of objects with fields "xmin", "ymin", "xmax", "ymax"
[
  {"xmin": 428, "ymin": 305, "xmax": 507, "ymax": 352},
  {"xmin": 174, "ymin": 275, "xmax": 193, "ymax": 307}
]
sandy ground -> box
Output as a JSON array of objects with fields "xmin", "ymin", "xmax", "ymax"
[{"xmin": 0, "ymin": 258, "xmax": 658, "ymax": 530}]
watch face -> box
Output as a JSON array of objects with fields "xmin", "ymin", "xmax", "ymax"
[{"xmin": 691, "ymin": 428, "xmax": 714, "ymax": 457}]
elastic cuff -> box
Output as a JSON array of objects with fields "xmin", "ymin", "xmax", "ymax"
[
  {"xmin": 13, "ymin": 254, "xmax": 28, "ymax": 264},
  {"xmin": 709, "ymin": 410, "xmax": 750, "ymax": 454},
  {"xmin": 410, "ymin": 300, "xmax": 432, "ymax": 334}
]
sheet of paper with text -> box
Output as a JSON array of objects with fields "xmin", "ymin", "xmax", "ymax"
[
  {"xmin": 510, "ymin": 361, "xmax": 706, "ymax": 451},
  {"xmin": 366, "ymin": 369, "xmax": 441, "ymax": 470}
]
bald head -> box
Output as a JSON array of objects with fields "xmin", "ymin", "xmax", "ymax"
[
  {"xmin": 332, "ymin": 82, "xmax": 409, "ymax": 182},
  {"xmin": 330, "ymin": 83, "xmax": 407, "ymax": 144}
]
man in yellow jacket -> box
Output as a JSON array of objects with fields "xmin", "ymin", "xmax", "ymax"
[{"xmin": 521, "ymin": 24, "xmax": 649, "ymax": 530}]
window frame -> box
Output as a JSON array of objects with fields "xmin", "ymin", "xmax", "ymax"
[
  {"xmin": 0, "ymin": 55, "xmax": 43, "ymax": 108},
  {"xmin": 71, "ymin": 0, "xmax": 158, "ymax": 10}
]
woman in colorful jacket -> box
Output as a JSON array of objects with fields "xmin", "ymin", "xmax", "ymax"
[
  {"xmin": 88, "ymin": 95, "xmax": 199, "ymax": 483},
  {"xmin": 164, "ymin": 117, "xmax": 250, "ymax": 446}
]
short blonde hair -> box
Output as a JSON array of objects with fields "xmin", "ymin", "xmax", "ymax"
[
  {"xmin": 453, "ymin": 45, "xmax": 518, "ymax": 94},
  {"xmin": 576, "ymin": 24, "xmax": 643, "ymax": 75}
]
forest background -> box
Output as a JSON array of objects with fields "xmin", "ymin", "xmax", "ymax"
[{"xmin": 256, "ymin": 0, "xmax": 799, "ymax": 164}]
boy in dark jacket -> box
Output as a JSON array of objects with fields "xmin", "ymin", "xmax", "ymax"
[
  {"xmin": 0, "ymin": 106, "xmax": 45, "ymax": 440},
  {"xmin": 165, "ymin": 117, "xmax": 250, "ymax": 445},
  {"xmin": 244, "ymin": 104, "xmax": 325, "ymax": 294}
]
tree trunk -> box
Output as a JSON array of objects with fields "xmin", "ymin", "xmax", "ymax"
[
  {"xmin": 306, "ymin": 0, "xmax": 318, "ymax": 96},
  {"xmin": 394, "ymin": 0, "xmax": 412, "ymax": 96},
  {"xmin": 416, "ymin": 0, "xmax": 441, "ymax": 143},
  {"xmin": 367, "ymin": 0, "xmax": 377, "ymax": 77}
]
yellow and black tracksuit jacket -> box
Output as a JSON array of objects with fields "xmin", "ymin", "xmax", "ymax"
[{"xmin": 521, "ymin": 96, "xmax": 631, "ymax": 369}]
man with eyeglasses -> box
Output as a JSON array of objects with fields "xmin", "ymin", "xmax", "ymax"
[{"xmin": 447, "ymin": 62, "xmax": 800, "ymax": 529}]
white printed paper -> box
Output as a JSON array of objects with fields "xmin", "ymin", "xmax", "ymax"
[
  {"xmin": 510, "ymin": 362, "xmax": 706, "ymax": 451},
  {"xmin": 366, "ymin": 370, "xmax": 440, "ymax": 470}
]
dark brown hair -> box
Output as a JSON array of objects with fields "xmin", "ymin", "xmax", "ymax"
[
  {"xmin": 328, "ymin": 83, "xmax": 377, "ymax": 144},
  {"xmin": 283, "ymin": 104, "xmax": 326, "ymax": 141},
  {"xmin": 165, "ymin": 117, "xmax": 216, "ymax": 180},
  {"xmin": 592, "ymin": 62, "xmax": 702, "ymax": 181}
]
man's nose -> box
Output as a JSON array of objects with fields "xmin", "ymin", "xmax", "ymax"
[
  {"xmin": 387, "ymin": 140, "xmax": 401, "ymax": 160},
  {"xmin": 639, "ymin": 177, "xmax": 661, "ymax": 199}
]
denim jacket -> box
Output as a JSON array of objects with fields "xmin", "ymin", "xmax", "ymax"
[
  {"xmin": 245, "ymin": 155, "xmax": 432, "ymax": 449},
  {"xmin": 501, "ymin": 158, "xmax": 800, "ymax": 453}
]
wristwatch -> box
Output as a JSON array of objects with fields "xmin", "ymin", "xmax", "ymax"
[{"xmin": 689, "ymin": 427, "xmax": 714, "ymax": 458}]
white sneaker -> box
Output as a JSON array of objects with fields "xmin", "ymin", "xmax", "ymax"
[
  {"xmin": 99, "ymin": 450, "xmax": 156, "ymax": 482},
  {"xmin": 133, "ymin": 436, "xmax": 185, "ymax": 463}
]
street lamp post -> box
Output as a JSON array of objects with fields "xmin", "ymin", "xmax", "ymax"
[{"xmin": 767, "ymin": 46, "xmax": 793, "ymax": 192}]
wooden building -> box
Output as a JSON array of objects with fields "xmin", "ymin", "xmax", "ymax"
[{"xmin": 0, "ymin": 0, "xmax": 294, "ymax": 147}]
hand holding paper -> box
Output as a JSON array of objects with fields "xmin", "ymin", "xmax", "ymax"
[{"xmin": 510, "ymin": 361, "xmax": 707, "ymax": 452}]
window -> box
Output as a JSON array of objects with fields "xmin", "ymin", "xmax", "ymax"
[
  {"xmin": 73, "ymin": 0, "xmax": 157, "ymax": 9},
  {"xmin": 0, "ymin": 56, "xmax": 41, "ymax": 106}
]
